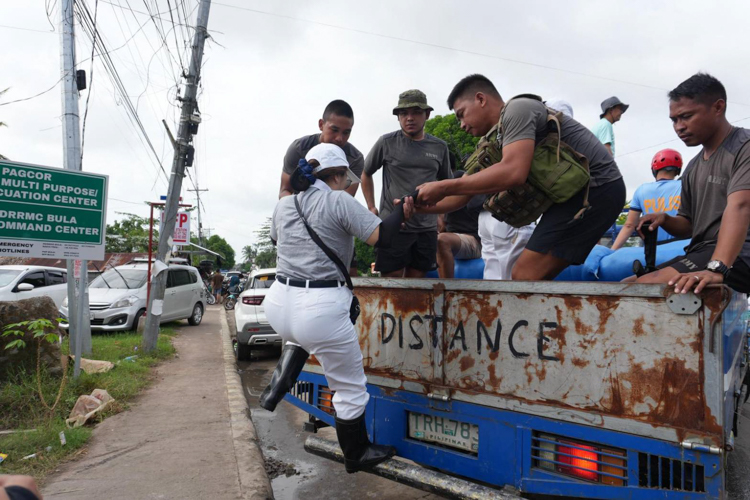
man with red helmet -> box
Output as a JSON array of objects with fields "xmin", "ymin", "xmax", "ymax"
[{"xmin": 611, "ymin": 148, "xmax": 683, "ymax": 250}]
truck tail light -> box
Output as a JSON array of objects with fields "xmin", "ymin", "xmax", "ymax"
[
  {"xmin": 242, "ymin": 296, "xmax": 264, "ymax": 306},
  {"xmin": 533, "ymin": 433, "xmax": 626, "ymax": 487},
  {"xmin": 558, "ymin": 442, "xmax": 599, "ymax": 481}
]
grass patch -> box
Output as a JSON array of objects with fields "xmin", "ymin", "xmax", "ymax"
[{"xmin": 0, "ymin": 327, "xmax": 177, "ymax": 478}]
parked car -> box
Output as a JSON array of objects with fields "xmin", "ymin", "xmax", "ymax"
[
  {"xmin": 0, "ymin": 265, "xmax": 69, "ymax": 307},
  {"xmin": 59, "ymin": 262, "xmax": 206, "ymax": 332},
  {"xmin": 233, "ymin": 268, "xmax": 280, "ymax": 361}
]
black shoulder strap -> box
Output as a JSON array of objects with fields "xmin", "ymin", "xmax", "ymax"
[{"xmin": 294, "ymin": 194, "xmax": 354, "ymax": 290}]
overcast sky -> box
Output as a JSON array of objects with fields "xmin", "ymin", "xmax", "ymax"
[{"xmin": 2, "ymin": 0, "xmax": 750, "ymax": 261}]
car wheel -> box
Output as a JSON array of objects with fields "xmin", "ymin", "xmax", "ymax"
[
  {"xmin": 188, "ymin": 303, "xmax": 203, "ymax": 326},
  {"xmin": 235, "ymin": 340, "xmax": 252, "ymax": 361},
  {"xmin": 131, "ymin": 308, "xmax": 146, "ymax": 331}
]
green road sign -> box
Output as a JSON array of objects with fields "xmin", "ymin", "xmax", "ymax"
[{"xmin": 0, "ymin": 160, "xmax": 108, "ymax": 260}]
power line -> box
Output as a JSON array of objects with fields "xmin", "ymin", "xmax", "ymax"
[
  {"xmin": 212, "ymin": 1, "xmax": 750, "ymax": 107},
  {"xmin": 75, "ymin": 0, "xmax": 170, "ymax": 183},
  {"xmin": 80, "ymin": 0, "xmax": 100, "ymax": 163},
  {"xmin": 0, "ymin": 24, "xmax": 56, "ymax": 34},
  {"xmin": 617, "ymin": 115, "xmax": 750, "ymax": 158},
  {"xmin": 110, "ymin": 196, "xmax": 147, "ymax": 205},
  {"xmin": 0, "ymin": 77, "xmax": 65, "ymax": 107}
]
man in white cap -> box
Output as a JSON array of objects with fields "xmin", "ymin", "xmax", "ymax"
[
  {"xmin": 591, "ymin": 96, "xmax": 629, "ymax": 156},
  {"xmin": 263, "ymin": 142, "xmax": 415, "ymax": 473}
]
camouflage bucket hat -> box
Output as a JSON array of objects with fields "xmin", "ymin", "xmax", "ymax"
[{"xmin": 392, "ymin": 89, "xmax": 434, "ymax": 115}]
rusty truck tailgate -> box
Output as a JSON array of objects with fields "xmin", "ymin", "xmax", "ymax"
[{"xmin": 334, "ymin": 279, "xmax": 727, "ymax": 448}]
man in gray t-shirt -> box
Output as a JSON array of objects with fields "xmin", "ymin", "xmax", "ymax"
[
  {"xmin": 635, "ymin": 73, "xmax": 750, "ymax": 294},
  {"xmin": 361, "ymin": 89, "xmax": 452, "ymax": 278},
  {"xmin": 279, "ymin": 100, "xmax": 364, "ymax": 199},
  {"xmin": 416, "ymin": 75, "xmax": 625, "ymax": 281}
]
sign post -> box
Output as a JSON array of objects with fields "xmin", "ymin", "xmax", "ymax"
[{"xmin": 0, "ymin": 160, "xmax": 108, "ymax": 260}]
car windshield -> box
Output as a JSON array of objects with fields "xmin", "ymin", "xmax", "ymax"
[
  {"xmin": 0, "ymin": 269, "xmax": 22, "ymax": 287},
  {"xmin": 90, "ymin": 268, "xmax": 148, "ymax": 289},
  {"xmin": 251, "ymin": 276, "xmax": 275, "ymax": 289}
]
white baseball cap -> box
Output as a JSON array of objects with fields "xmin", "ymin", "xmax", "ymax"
[{"xmin": 305, "ymin": 143, "xmax": 361, "ymax": 184}]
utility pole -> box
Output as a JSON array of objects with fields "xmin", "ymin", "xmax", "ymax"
[
  {"xmin": 188, "ymin": 185, "xmax": 208, "ymax": 246},
  {"xmin": 143, "ymin": 0, "xmax": 212, "ymax": 352},
  {"xmin": 60, "ymin": 0, "xmax": 92, "ymax": 377}
]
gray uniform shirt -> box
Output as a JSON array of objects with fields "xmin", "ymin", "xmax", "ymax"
[
  {"xmin": 500, "ymin": 98, "xmax": 622, "ymax": 188},
  {"xmin": 283, "ymin": 134, "xmax": 365, "ymax": 178},
  {"xmin": 678, "ymin": 127, "xmax": 750, "ymax": 266},
  {"xmin": 364, "ymin": 130, "xmax": 452, "ymax": 232},
  {"xmin": 271, "ymin": 180, "xmax": 381, "ymax": 281}
]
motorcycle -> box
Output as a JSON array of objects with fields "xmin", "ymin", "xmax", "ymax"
[{"xmin": 223, "ymin": 283, "xmax": 243, "ymax": 310}]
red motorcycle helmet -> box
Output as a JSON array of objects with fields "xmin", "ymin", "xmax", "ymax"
[{"xmin": 651, "ymin": 148, "xmax": 683, "ymax": 177}]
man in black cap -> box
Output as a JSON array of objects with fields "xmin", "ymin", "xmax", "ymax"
[
  {"xmin": 591, "ymin": 96, "xmax": 629, "ymax": 156},
  {"xmin": 361, "ymin": 89, "xmax": 452, "ymax": 277}
]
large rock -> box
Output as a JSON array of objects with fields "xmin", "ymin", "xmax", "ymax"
[{"xmin": 0, "ymin": 296, "xmax": 64, "ymax": 381}]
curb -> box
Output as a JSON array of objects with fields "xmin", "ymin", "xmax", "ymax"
[{"xmin": 219, "ymin": 308, "xmax": 274, "ymax": 500}]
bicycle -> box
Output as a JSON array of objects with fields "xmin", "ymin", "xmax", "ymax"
[{"xmin": 203, "ymin": 280, "xmax": 217, "ymax": 305}]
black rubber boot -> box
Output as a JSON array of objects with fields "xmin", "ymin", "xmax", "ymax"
[
  {"xmin": 335, "ymin": 413, "xmax": 396, "ymax": 473},
  {"xmin": 259, "ymin": 344, "xmax": 309, "ymax": 411}
]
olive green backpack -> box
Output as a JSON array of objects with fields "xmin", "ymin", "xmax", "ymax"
[{"xmin": 464, "ymin": 94, "xmax": 591, "ymax": 227}]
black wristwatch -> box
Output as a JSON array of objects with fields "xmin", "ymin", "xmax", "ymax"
[{"xmin": 706, "ymin": 260, "xmax": 731, "ymax": 279}]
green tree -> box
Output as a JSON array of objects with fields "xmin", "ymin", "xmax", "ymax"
[
  {"xmin": 206, "ymin": 234, "xmax": 236, "ymax": 269},
  {"xmin": 354, "ymin": 238, "xmax": 375, "ymax": 275},
  {"xmin": 251, "ymin": 217, "xmax": 276, "ymax": 269},
  {"xmin": 105, "ymin": 212, "xmax": 156, "ymax": 253},
  {"xmin": 242, "ymin": 245, "xmax": 257, "ymax": 264},
  {"xmin": 424, "ymin": 113, "xmax": 479, "ymax": 169}
]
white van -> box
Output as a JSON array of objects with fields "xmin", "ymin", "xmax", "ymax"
[{"xmin": 60, "ymin": 262, "xmax": 206, "ymax": 331}]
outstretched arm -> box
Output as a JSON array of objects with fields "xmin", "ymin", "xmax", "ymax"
[{"xmin": 416, "ymin": 139, "xmax": 535, "ymax": 206}]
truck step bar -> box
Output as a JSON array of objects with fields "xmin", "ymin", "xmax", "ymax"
[{"xmin": 303, "ymin": 436, "xmax": 521, "ymax": 500}]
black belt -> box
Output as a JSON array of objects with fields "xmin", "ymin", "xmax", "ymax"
[{"xmin": 277, "ymin": 275, "xmax": 345, "ymax": 288}]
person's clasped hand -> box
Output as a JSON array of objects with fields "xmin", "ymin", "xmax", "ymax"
[
  {"xmin": 415, "ymin": 180, "xmax": 448, "ymax": 207},
  {"xmin": 636, "ymin": 213, "xmax": 667, "ymax": 239}
]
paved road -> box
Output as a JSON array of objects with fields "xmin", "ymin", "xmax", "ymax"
[
  {"xmin": 726, "ymin": 402, "xmax": 750, "ymax": 499},
  {"xmin": 228, "ymin": 310, "xmax": 441, "ymax": 500},
  {"xmin": 237, "ymin": 352, "xmax": 442, "ymax": 500}
]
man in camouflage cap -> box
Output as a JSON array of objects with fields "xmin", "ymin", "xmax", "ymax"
[{"xmin": 361, "ymin": 90, "xmax": 452, "ymax": 277}]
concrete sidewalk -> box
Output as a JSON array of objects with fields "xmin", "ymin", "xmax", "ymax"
[{"xmin": 42, "ymin": 306, "xmax": 272, "ymax": 500}]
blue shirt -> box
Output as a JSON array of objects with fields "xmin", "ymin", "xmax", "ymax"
[
  {"xmin": 590, "ymin": 118, "xmax": 615, "ymax": 156},
  {"xmin": 630, "ymin": 179, "xmax": 682, "ymax": 242}
]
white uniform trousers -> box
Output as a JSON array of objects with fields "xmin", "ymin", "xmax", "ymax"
[
  {"xmin": 264, "ymin": 281, "xmax": 369, "ymax": 420},
  {"xmin": 477, "ymin": 211, "xmax": 535, "ymax": 280}
]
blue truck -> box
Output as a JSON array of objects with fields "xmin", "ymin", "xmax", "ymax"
[{"xmin": 285, "ymin": 279, "xmax": 749, "ymax": 499}]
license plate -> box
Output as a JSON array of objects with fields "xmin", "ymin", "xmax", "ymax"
[{"xmin": 408, "ymin": 412, "xmax": 479, "ymax": 454}]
